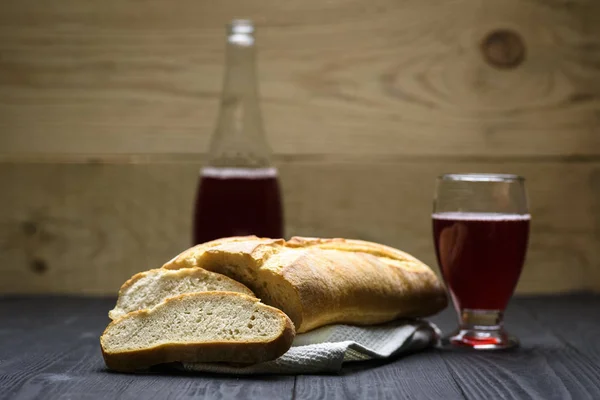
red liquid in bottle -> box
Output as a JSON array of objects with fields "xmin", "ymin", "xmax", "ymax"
[
  {"xmin": 193, "ymin": 167, "xmax": 284, "ymax": 244},
  {"xmin": 432, "ymin": 212, "xmax": 530, "ymax": 311}
]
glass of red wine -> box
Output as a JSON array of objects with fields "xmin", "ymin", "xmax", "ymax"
[{"xmin": 432, "ymin": 174, "xmax": 530, "ymax": 350}]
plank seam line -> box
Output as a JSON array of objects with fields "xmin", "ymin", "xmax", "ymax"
[
  {"xmin": 2, "ymin": 154, "xmax": 600, "ymax": 165},
  {"xmin": 519, "ymin": 303, "xmax": 600, "ymax": 376},
  {"xmin": 437, "ymin": 352, "xmax": 469, "ymax": 400},
  {"xmin": 291, "ymin": 374, "xmax": 297, "ymax": 400}
]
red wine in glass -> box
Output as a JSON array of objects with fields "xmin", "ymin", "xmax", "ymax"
[
  {"xmin": 193, "ymin": 167, "xmax": 284, "ymax": 244},
  {"xmin": 433, "ymin": 213, "xmax": 530, "ymax": 311},
  {"xmin": 432, "ymin": 174, "xmax": 530, "ymax": 350}
]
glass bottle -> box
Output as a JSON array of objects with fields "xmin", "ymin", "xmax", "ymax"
[{"xmin": 192, "ymin": 19, "xmax": 284, "ymax": 245}]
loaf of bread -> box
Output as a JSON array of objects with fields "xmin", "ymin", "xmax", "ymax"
[
  {"xmin": 101, "ymin": 292, "xmax": 295, "ymax": 372},
  {"xmin": 163, "ymin": 236, "xmax": 448, "ymax": 333},
  {"xmin": 109, "ymin": 267, "xmax": 255, "ymax": 320}
]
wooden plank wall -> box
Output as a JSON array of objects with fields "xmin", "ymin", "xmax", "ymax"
[{"xmin": 0, "ymin": 0, "xmax": 599, "ymax": 294}]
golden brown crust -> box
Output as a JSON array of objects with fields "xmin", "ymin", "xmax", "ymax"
[
  {"xmin": 101, "ymin": 292, "xmax": 295, "ymax": 372},
  {"xmin": 286, "ymin": 237, "xmax": 432, "ymax": 269},
  {"xmin": 165, "ymin": 237, "xmax": 283, "ymax": 270},
  {"xmin": 161, "ymin": 236, "xmax": 448, "ymax": 333},
  {"xmin": 280, "ymin": 249, "xmax": 447, "ymax": 332}
]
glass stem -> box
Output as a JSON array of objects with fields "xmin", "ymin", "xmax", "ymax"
[{"xmin": 460, "ymin": 309, "xmax": 504, "ymax": 331}]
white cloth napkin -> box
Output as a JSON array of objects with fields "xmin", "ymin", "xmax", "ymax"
[{"xmin": 179, "ymin": 319, "xmax": 440, "ymax": 375}]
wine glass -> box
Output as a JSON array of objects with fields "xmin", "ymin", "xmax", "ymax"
[{"xmin": 432, "ymin": 174, "xmax": 530, "ymax": 350}]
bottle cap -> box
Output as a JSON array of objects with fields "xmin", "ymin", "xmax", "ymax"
[
  {"xmin": 229, "ymin": 19, "xmax": 254, "ymax": 34},
  {"xmin": 228, "ymin": 19, "xmax": 255, "ymax": 46}
]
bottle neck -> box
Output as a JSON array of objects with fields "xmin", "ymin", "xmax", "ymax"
[
  {"xmin": 222, "ymin": 35, "xmax": 260, "ymax": 105},
  {"xmin": 207, "ymin": 23, "xmax": 272, "ymax": 169}
]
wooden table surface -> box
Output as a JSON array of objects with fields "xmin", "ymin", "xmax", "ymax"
[{"xmin": 1, "ymin": 294, "xmax": 599, "ymax": 400}]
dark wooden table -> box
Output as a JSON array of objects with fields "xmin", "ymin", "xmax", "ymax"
[{"xmin": 1, "ymin": 294, "xmax": 599, "ymax": 400}]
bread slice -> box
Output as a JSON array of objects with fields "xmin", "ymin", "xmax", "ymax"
[
  {"xmin": 101, "ymin": 292, "xmax": 295, "ymax": 372},
  {"xmin": 163, "ymin": 236, "xmax": 448, "ymax": 333},
  {"xmin": 108, "ymin": 268, "xmax": 255, "ymax": 320}
]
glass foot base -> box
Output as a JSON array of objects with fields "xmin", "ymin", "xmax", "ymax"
[
  {"xmin": 441, "ymin": 329, "xmax": 519, "ymax": 350},
  {"xmin": 439, "ymin": 308, "xmax": 519, "ymax": 350}
]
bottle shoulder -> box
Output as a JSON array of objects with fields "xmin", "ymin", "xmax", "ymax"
[
  {"xmin": 201, "ymin": 166, "xmax": 279, "ymax": 178},
  {"xmin": 205, "ymin": 152, "xmax": 274, "ymax": 169}
]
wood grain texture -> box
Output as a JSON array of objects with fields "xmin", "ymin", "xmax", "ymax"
[
  {"xmin": 0, "ymin": 0, "xmax": 599, "ymax": 295},
  {"xmin": 295, "ymin": 352, "xmax": 466, "ymax": 400},
  {"xmin": 518, "ymin": 295, "xmax": 600, "ymax": 363},
  {"xmin": 1, "ymin": 295, "xmax": 599, "ymax": 399},
  {"xmin": 0, "ymin": 297, "xmax": 295, "ymax": 400},
  {"xmin": 434, "ymin": 303, "xmax": 600, "ymax": 400},
  {"xmin": 0, "ymin": 159, "xmax": 598, "ymax": 295},
  {"xmin": 0, "ymin": 0, "xmax": 598, "ymax": 156}
]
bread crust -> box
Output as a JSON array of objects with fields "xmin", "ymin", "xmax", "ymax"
[
  {"xmin": 162, "ymin": 236, "xmax": 448, "ymax": 333},
  {"xmin": 101, "ymin": 292, "xmax": 295, "ymax": 372}
]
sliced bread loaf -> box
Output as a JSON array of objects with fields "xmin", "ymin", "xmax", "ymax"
[
  {"xmin": 163, "ymin": 236, "xmax": 448, "ymax": 333},
  {"xmin": 108, "ymin": 268, "xmax": 255, "ymax": 320},
  {"xmin": 101, "ymin": 292, "xmax": 295, "ymax": 372}
]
